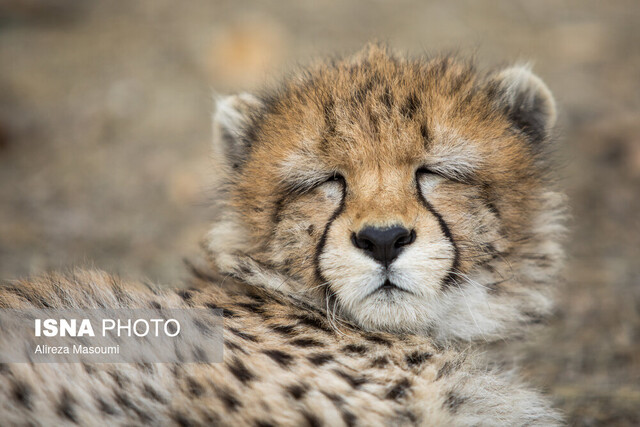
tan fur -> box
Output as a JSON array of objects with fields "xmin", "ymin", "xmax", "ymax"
[
  {"xmin": 0, "ymin": 269, "xmax": 560, "ymax": 426},
  {"xmin": 207, "ymin": 44, "xmax": 566, "ymax": 343},
  {"xmin": 0, "ymin": 45, "xmax": 566, "ymax": 425}
]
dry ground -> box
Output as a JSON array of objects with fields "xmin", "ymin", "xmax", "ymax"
[{"xmin": 1, "ymin": 1, "xmax": 639, "ymax": 425}]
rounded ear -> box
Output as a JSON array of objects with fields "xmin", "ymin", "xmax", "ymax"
[
  {"xmin": 488, "ymin": 65, "xmax": 557, "ymax": 145},
  {"xmin": 212, "ymin": 93, "xmax": 264, "ymax": 171}
]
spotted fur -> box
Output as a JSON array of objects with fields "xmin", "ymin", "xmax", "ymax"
[
  {"xmin": 0, "ymin": 45, "xmax": 566, "ymax": 425},
  {"xmin": 207, "ymin": 44, "xmax": 566, "ymax": 343},
  {"xmin": 0, "ymin": 269, "xmax": 560, "ymax": 426}
]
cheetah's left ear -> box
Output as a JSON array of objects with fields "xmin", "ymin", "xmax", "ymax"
[
  {"xmin": 488, "ymin": 66, "xmax": 557, "ymax": 145},
  {"xmin": 212, "ymin": 93, "xmax": 264, "ymax": 171}
]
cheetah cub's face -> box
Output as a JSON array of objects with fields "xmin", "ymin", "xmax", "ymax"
[{"xmin": 207, "ymin": 46, "xmax": 565, "ymax": 342}]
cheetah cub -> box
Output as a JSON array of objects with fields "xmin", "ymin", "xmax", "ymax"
[
  {"xmin": 207, "ymin": 44, "xmax": 565, "ymax": 343},
  {"xmin": 0, "ymin": 45, "xmax": 565, "ymax": 426}
]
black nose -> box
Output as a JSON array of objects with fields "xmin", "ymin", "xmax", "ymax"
[{"xmin": 351, "ymin": 226, "xmax": 416, "ymax": 267}]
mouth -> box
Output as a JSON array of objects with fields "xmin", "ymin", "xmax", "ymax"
[
  {"xmin": 366, "ymin": 279, "xmax": 407, "ymax": 298},
  {"xmin": 380, "ymin": 279, "xmax": 399, "ymax": 291}
]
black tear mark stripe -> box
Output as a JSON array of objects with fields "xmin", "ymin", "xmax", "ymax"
[
  {"xmin": 416, "ymin": 180, "xmax": 460, "ymax": 289},
  {"xmin": 314, "ymin": 181, "xmax": 347, "ymax": 285}
]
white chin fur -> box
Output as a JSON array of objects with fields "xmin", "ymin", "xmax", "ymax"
[{"xmin": 319, "ymin": 233, "xmax": 455, "ymax": 335}]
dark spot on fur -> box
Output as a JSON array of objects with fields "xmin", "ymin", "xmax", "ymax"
[
  {"xmin": 342, "ymin": 344, "xmax": 368, "ymax": 355},
  {"xmin": 420, "ymin": 123, "xmax": 430, "ymax": 145},
  {"xmin": 227, "ymin": 356, "xmax": 256, "ymax": 384},
  {"xmin": 12, "ymin": 381, "xmax": 31, "ymax": 408},
  {"xmin": 341, "ymin": 409, "xmax": 357, "ymax": 427},
  {"xmin": 58, "ymin": 389, "xmax": 77, "ymax": 422},
  {"xmin": 254, "ymin": 421, "xmax": 275, "ymax": 427},
  {"xmin": 228, "ymin": 327, "xmax": 259, "ymax": 342},
  {"xmin": 176, "ymin": 289, "xmax": 192, "ymax": 301},
  {"xmin": 294, "ymin": 299, "xmax": 326, "ymax": 316},
  {"xmin": 322, "ymin": 390, "xmax": 356, "ymax": 427},
  {"xmin": 306, "ymin": 225, "xmax": 315, "ymax": 236},
  {"xmin": 436, "ymin": 361, "xmax": 455, "ymax": 380},
  {"xmin": 302, "ymin": 411, "xmax": 322, "ymax": 427},
  {"xmin": 272, "ymin": 195, "xmax": 287, "ymax": 225},
  {"xmin": 224, "ymin": 340, "xmax": 247, "ymax": 354},
  {"xmin": 405, "ymin": 351, "xmax": 432, "ymax": 367},
  {"xmin": 486, "ymin": 199, "xmax": 500, "ymax": 218},
  {"xmin": 136, "ymin": 363, "xmax": 154, "ymax": 373},
  {"xmin": 290, "ymin": 337, "xmax": 324, "ymax": 348},
  {"xmin": 332, "ymin": 369, "xmax": 367, "ymax": 388},
  {"xmin": 108, "ymin": 371, "xmax": 128, "ymax": 389},
  {"xmin": 236, "ymin": 301, "xmax": 266, "ymax": 314},
  {"xmin": 307, "ymin": 352, "xmax": 334, "ymax": 366},
  {"xmin": 371, "ymin": 355, "xmax": 390, "ymax": 368},
  {"xmin": 143, "ymin": 384, "xmax": 166, "ymax": 403},
  {"xmin": 193, "ymin": 319, "xmax": 211, "ymax": 336},
  {"xmin": 286, "ymin": 383, "xmax": 309, "ymax": 400},
  {"xmin": 385, "ymin": 378, "xmax": 411, "ymax": 400},
  {"xmin": 222, "ymin": 308, "xmax": 237, "ymax": 318},
  {"xmin": 401, "ymin": 92, "xmax": 420, "ymax": 118},
  {"xmin": 321, "ymin": 96, "xmax": 336, "ymax": 146},
  {"xmin": 150, "ymin": 301, "xmax": 162, "ymax": 309},
  {"xmin": 364, "ymin": 334, "xmax": 393, "ymax": 347},
  {"xmin": 445, "ymin": 392, "xmax": 467, "ymax": 413},
  {"xmin": 236, "ymin": 262, "xmax": 253, "ymax": 276},
  {"xmin": 433, "ymin": 58, "xmax": 451, "ymax": 77},
  {"xmin": 396, "ymin": 409, "xmax": 418, "ymax": 424},
  {"xmin": 262, "ymin": 349, "xmax": 294, "ymax": 367},
  {"xmin": 380, "ymin": 86, "xmax": 393, "ymax": 109},
  {"xmin": 114, "ymin": 390, "xmax": 151, "ymax": 421},
  {"xmin": 523, "ymin": 311, "xmax": 546, "ymax": 325},
  {"xmin": 170, "ymin": 365, "xmax": 180, "ymax": 378},
  {"xmin": 352, "ymin": 78, "xmax": 374, "ymax": 105},
  {"xmin": 96, "ymin": 397, "xmax": 117, "ymax": 415},
  {"xmin": 186, "ymin": 377, "xmax": 204, "ymax": 397},
  {"xmin": 172, "ymin": 411, "xmax": 195, "ymax": 427},
  {"xmin": 216, "ymin": 387, "xmax": 242, "ymax": 412},
  {"xmin": 270, "ymin": 324, "xmax": 298, "ymax": 336},
  {"xmin": 448, "ymin": 71, "xmax": 472, "ymax": 94},
  {"xmin": 246, "ymin": 292, "xmax": 267, "ymax": 304},
  {"xmin": 322, "ymin": 391, "xmax": 344, "ymax": 405},
  {"xmin": 368, "ymin": 108, "xmax": 380, "ymax": 134},
  {"xmin": 293, "ymin": 314, "xmax": 333, "ymax": 333}
]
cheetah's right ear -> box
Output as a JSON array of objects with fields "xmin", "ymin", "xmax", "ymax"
[
  {"xmin": 212, "ymin": 93, "xmax": 264, "ymax": 171},
  {"xmin": 488, "ymin": 66, "xmax": 557, "ymax": 145}
]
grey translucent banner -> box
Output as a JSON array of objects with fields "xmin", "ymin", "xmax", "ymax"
[{"xmin": 0, "ymin": 308, "xmax": 223, "ymax": 363}]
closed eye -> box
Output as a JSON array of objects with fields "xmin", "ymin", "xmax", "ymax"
[
  {"xmin": 416, "ymin": 165, "xmax": 472, "ymax": 184},
  {"xmin": 284, "ymin": 172, "xmax": 345, "ymax": 197},
  {"xmin": 324, "ymin": 172, "xmax": 345, "ymax": 184},
  {"xmin": 416, "ymin": 166, "xmax": 441, "ymax": 177}
]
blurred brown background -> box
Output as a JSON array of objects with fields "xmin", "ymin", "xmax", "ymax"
[{"xmin": 1, "ymin": 1, "xmax": 639, "ymax": 425}]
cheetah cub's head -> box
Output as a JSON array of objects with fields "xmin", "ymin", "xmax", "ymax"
[{"xmin": 206, "ymin": 45, "xmax": 565, "ymax": 343}]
